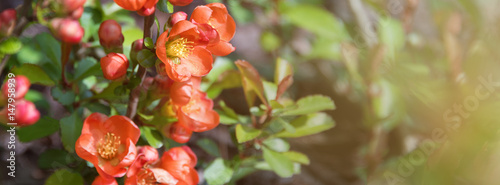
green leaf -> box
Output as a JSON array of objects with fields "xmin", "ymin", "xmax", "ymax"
[
  {"xmin": 228, "ymin": 0, "xmax": 254, "ymax": 23},
  {"xmin": 137, "ymin": 49, "xmax": 156, "ymax": 68},
  {"xmin": 235, "ymin": 124, "xmax": 262, "ymax": 143},
  {"xmin": 196, "ymin": 138, "xmax": 221, "ymax": 157},
  {"xmin": 205, "ymin": 158, "xmax": 234, "ymax": 185},
  {"xmin": 276, "ymin": 112, "xmax": 335, "ymax": 138},
  {"xmin": 157, "ymin": 0, "xmax": 170, "ymax": 13},
  {"xmin": 283, "ymin": 151, "xmax": 310, "ymax": 165},
  {"xmin": 274, "ymin": 58, "xmax": 293, "ymax": 84},
  {"xmin": 38, "ymin": 149, "xmax": 75, "ymax": 169},
  {"xmin": 11, "ymin": 63, "xmax": 56, "ymax": 86},
  {"xmin": 260, "ymin": 31, "xmax": 280, "ymax": 52},
  {"xmin": 34, "ymin": 33, "xmax": 61, "ymax": 68},
  {"xmin": 263, "ymin": 146, "xmax": 294, "ymax": 178},
  {"xmin": 74, "ymin": 57, "xmax": 101, "ymax": 81},
  {"xmin": 144, "ymin": 37, "xmax": 154, "ymax": 49},
  {"xmin": 45, "ymin": 169, "xmax": 83, "ymax": 185},
  {"xmin": 206, "ymin": 70, "xmax": 242, "ymax": 99},
  {"xmin": 81, "ymin": 7, "xmax": 102, "ymax": 42},
  {"xmin": 167, "ymin": 1, "xmax": 174, "ymax": 12},
  {"xmin": 275, "ymin": 117, "xmax": 295, "ymax": 133},
  {"xmin": 202, "ymin": 57, "xmax": 235, "ymax": 91},
  {"xmin": 18, "ymin": 116, "xmax": 59, "ymax": 142},
  {"xmin": 263, "ymin": 80, "xmax": 277, "ymax": 102},
  {"xmin": 140, "ymin": 127, "xmax": 163, "ymax": 148},
  {"xmin": 235, "ymin": 60, "xmax": 267, "ymax": 107},
  {"xmin": 92, "ymin": 81, "xmax": 128, "ymax": 100},
  {"xmin": 0, "ymin": 37, "xmax": 22, "ymax": 54},
  {"xmin": 60, "ymin": 112, "xmax": 83, "ymax": 153},
  {"xmin": 280, "ymin": 4, "xmax": 348, "ymax": 41},
  {"xmin": 263, "ymin": 138, "xmax": 290, "ymax": 152},
  {"xmin": 217, "ymin": 101, "xmax": 240, "ymax": 125},
  {"xmin": 51, "ymin": 86, "xmax": 76, "ymax": 106},
  {"xmin": 378, "ymin": 17, "xmax": 405, "ymax": 61},
  {"xmin": 122, "ymin": 27, "xmax": 143, "ymax": 49},
  {"xmin": 282, "ymin": 95, "xmax": 335, "ymax": 116}
]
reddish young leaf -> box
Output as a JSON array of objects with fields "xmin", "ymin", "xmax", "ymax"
[{"xmin": 235, "ymin": 60, "xmax": 268, "ymax": 107}]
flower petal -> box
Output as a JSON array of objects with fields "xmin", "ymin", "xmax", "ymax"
[
  {"xmin": 104, "ymin": 115, "xmax": 140, "ymax": 144},
  {"xmin": 206, "ymin": 41, "xmax": 235, "ymax": 56},
  {"xmin": 191, "ymin": 6, "xmax": 212, "ymax": 24},
  {"xmin": 75, "ymin": 134, "xmax": 99, "ymax": 164}
]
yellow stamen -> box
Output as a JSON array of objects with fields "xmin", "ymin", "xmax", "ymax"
[
  {"xmin": 166, "ymin": 37, "xmax": 194, "ymax": 60},
  {"xmin": 97, "ymin": 133, "xmax": 121, "ymax": 160}
]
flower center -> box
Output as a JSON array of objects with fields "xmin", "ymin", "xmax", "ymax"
[
  {"xmin": 97, "ymin": 132, "xmax": 121, "ymax": 160},
  {"xmin": 137, "ymin": 170, "xmax": 157, "ymax": 185},
  {"xmin": 166, "ymin": 37, "xmax": 193, "ymax": 61}
]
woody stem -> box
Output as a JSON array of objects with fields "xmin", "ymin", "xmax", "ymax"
[
  {"xmin": 61, "ymin": 42, "xmax": 71, "ymax": 88},
  {"xmin": 126, "ymin": 13, "xmax": 155, "ymax": 119}
]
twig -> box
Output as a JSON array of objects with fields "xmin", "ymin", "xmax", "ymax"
[{"xmin": 125, "ymin": 13, "xmax": 155, "ymax": 119}]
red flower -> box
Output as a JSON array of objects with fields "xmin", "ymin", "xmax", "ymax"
[
  {"xmin": 2, "ymin": 75, "xmax": 30, "ymax": 100},
  {"xmin": 75, "ymin": 113, "xmax": 141, "ymax": 179},
  {"xmin": 114, "ymin": 0, "xmax": 147, "ymax": 11},
  {"xmin": 160, "ymin": 146, "xmax": 198, "ymax": 185},
  {"xmin": 177, "ymin": 89, "xmax": 219, "ymax": 132},
  {"xmin": 137, "ymin": 0, "xmax": 158, "ymax": 16},
  {"xmin": 156, "ymin": 20, "xmax": 213, "ymax": 82},
  {"xmin": 191, "ymin": 3, "xmax": 236, "ymax": 56},
  {"xmin": 168, "ymin": 11, "xmax": 188, "ymax": 28},
  {"xmin": 127, "ymin": 146, "xmax": 159, "ymax": 178},
  {"xmin": 169, "ymin": 77, "xmax": 200, "ymax": 107},
  {"xmin": 100, "ymin": 53, "xmax": 129, "ymax": 80},
  {"xmin": 168, "ymin": 0, "xmax": 193, "ymax": 6},
  {"xmin": 92, "ymin": 175, "xmax": 118, "ymax": 185},
  {"xmin": 169, "ymin": 77, "xmax": 219, "ymax": 132},
  {"xmin": 125, "ymin": 168, "xmax": 178, "ymax": 185}
]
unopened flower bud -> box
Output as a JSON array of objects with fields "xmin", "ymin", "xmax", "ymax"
[
  {"xmin": 0, "ymin": 100, "xmax": 40, "ymax": 127},
  {"xmin": 98, "ymin": 20, "xmax": 124, "ymax": 53},
  {"xmin": 2, "ymin": 75, "xmax": 30, "ymax": 100},
  {"xmin": 166, "ymin": 122, "xmax": 192, "ymax": 143},
  {"xmin": 50, "ymin": 18, "xmax": 84, "ymax": 44},
  {"xmin": 100, "ymin": 53, "xmax": 129, "ymax": 80},
  {"xmin": 167, "ymin": 11, "xmax": 187, "ymax": 28},
  {"xmin": 0, "ymin": 9, "xmax": 16, "ymax": 37},
  {"xmin": 137, "ymin": 146, "xmax": 159, "ymax": 163},
  {"xmin": 59, "ymin": 0, "xmax": 86, "ymax": 13},
  {"xmin": 130, "ymin": 39, "xmax": 143, "ymax": 64},
  {"xmin": 168, "ymin": 0, "xmax": 193, "ymax": 6},
  {"xmin": 70, "ymin": 6, "xmax": 84, "ymax": 19}
]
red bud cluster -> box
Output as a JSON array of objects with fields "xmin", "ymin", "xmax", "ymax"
[
  {"xmin": 0, "ymin": 76, "xmax": 40, "ymax": 127},
  {"xmin": 48, "ymin": 0, "xmax": 86, "ymax": 43}
]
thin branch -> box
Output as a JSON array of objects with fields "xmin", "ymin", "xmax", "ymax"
[{"xmin": 126, "ymin": 13, "xmax": 155, "ymax": 119}]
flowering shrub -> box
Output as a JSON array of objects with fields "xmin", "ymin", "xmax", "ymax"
[{"xmin": 0, "ymin": 0, "xmax": 335, "ymax": 184}]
